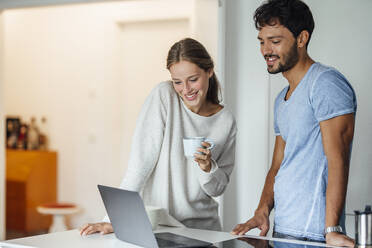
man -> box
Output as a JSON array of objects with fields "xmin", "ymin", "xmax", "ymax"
[{"xmin": 231, "ymin": 0, "xmax": 356, "ymax": 247}]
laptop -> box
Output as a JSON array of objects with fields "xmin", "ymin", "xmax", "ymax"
[{"xmin": 98, "ymin": 185, "xmax": 213, "ymax": 248}]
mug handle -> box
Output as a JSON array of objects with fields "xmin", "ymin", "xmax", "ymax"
[{"xmin": 204, "ymin": 139, "xmax": 215, "ymax": 150}]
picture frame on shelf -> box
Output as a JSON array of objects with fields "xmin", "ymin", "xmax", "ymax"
[{"xmin": 6, "ymin": 117, "xmax": 21, "ymax": 149}]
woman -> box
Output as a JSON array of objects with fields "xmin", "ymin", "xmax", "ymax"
[{"xmin": 80, "ymin": 38, "xmax": 236, "ymax": 235}]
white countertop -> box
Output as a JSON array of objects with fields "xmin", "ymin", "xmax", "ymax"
[{"xmin": 1, "ymin": 226, "xmax": 333, "ymax": 248}]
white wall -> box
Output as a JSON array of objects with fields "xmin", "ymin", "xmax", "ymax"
[
  {"xmin": 222, "ymin": 0, "xmax": 270, "ymax": 234},
  {"xmin": 117, "ymin": 19, "xmax": 190, "ymax": 197},
  {"xmin": 2, "ymin": 0, "xmax": 218, "ymax": 230},
  {"xmin": 304, "ymin": 0, "xmax": 372, "ymax": 236},
  {"xmin": 0, "ymin": 11, "xmax": 5, "ymax": 241},
  {"xmin": 2, "ymin": 0, "xmax": 193, "ymax": 229},
  {"xmin": 222, "ymin": 0, "xmax": 372, "ymax": 237},
  {"xmin": 0, "ymin": 0, "xmax": 116, "ymax": 9},
  {"xmin": 192, "ymin": 0, "xmax": 219, "ymax": 65}
]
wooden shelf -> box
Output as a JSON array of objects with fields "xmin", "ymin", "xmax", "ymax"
[{"xmin": 6, "ymin": 149, "xmax": 57, "ymax": 233}]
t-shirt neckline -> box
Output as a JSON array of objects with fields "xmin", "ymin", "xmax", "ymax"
[{"xmin": 282, "ymin": 62, "xmax": 318, "ymax": 104}]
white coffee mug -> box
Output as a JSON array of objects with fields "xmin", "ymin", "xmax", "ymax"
[
  {"xmin": 145, "ymin": 205, "xmax": 162, "ymax": 230},
  {"xmin": 183, "ymin": 137, "xmax": 215, "ymax": 158}
]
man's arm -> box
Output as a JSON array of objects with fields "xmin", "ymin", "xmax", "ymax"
[
  {"xmin": 320, "ymin": 113, "xmax": 355, "ymax": 247},
  {"xmin": 232, "ymin": 135, "xmax": 285, "ymax": 235}
]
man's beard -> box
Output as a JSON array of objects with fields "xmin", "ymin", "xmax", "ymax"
[{"xmin": 266, "ymin": 41, "xmax": 299, "ymax": 74}]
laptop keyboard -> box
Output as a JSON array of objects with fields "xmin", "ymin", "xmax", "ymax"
[
  {"xmin": 154, "ymin": 233, "xmax": 212, "ymax": 248},
  {"xmin": 156, "ymin": 236, "xmax": 184, "ymax": 247}
]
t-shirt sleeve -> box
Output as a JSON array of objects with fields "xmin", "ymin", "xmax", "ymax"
[
  {"xmin": 274, "ymin": 105, "xmax": 280, "ymax": 136},
  {"xmin": 310, "ymin": 70, "xmax": 356, "ymax": 122},
  {"xmin": 273, "ymin": 95, "xmax": 281, "ymax": 136}
]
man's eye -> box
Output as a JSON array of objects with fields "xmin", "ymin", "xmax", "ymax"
[
  {"xmin": 260, "ymin": 41, "xmax": 264, "ymax": 45},
  {"xmin": 190, "ymin": 78, "xmax": 198, "ymax": 82},
  {"xmin": 272, "ymin": 40, "xmax": 280, "ymax": 44}
]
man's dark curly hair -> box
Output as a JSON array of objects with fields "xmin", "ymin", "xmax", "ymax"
[{"xmin": 254, "ymin": 0, "xmax": 314, "ymax": 48}]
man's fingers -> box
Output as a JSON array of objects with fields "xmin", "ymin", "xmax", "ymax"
[
  {"xmin": 238, "ymin": 221, "xmax": 257, "ymax": 235},
  {"xmin": 231, "ymin": 220, "xmax": 257, "ymax": 235},
  {"xmin": 243, "ymin": 220, "xmax": 256, "ymax": 231},
  {"xmin": 259, "ymin": 227, "xmax": 269, "ymax": 236},
  {"xmin": 327, "ymin": 233, "xmax": 355, "ymax": 248},
  {"xmin": 238, "ymin": 226, "xmax": 250, "ymax": 235},
  {"xmin": 231, "ymin": 223, "xmax": 244, "ymax": 234},
  {"xmin": 343, "ymin": 236, "xmax": 355, "ymax": 247}
]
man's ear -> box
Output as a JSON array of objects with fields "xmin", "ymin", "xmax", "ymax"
[{"xmin": 297, "ymin": 30, "xmax": 310, "ymax": 48}]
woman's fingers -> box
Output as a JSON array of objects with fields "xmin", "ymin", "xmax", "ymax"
[
  {"xmin": 102, "ymin": 223, "xmax": 114, "ymax": 234},
  {"xmin": 194, "ymin": 152, "xmax": 208, "ymax": 161},
  {"xmin": 201, "ymin": 142, "xmax": 211, "ymax": 148},
  {"xmin": 79, "ymin": 223, "xmax": 91, "ymax": 236},
  {"xmin": 194, "ymin": 147, "xmax": 211, "ymax": 159},
  {"xmin": 80, "ymin": 223, "xmax": 109, "ymax": 236},
  {"xmin": 194, "ymin": 144, "xmax": 213, "ymax": 172},
  {"xmin": 84, "ymin": 225, "xmax": 96, "ymax": 235},
  {"xmin": 81, "ymin": 225, "xmax": 93, "ymax": 236}
]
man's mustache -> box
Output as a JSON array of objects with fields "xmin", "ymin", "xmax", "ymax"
[{"xmin": 264, "ymin": 54, "xmax": 280, "ymax": 59}]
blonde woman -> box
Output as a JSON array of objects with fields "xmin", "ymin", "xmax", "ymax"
[{"xmin": 80, "ymin": 38, "xmax": 237, "ymax": 235}]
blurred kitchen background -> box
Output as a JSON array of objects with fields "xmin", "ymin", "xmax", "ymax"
[{"xmin": 0, "ymin": 0, "xmax": 371, "ymax": 242}]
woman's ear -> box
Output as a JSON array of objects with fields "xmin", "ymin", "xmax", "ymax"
[{"xmin": 208, "ymin": 68, "xmax": 214, "ymax": 78}]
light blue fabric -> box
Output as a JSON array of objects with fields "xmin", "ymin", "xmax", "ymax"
[{"xmin": 273, "ymin": 62, "xmax": 357, "ymax": 241}]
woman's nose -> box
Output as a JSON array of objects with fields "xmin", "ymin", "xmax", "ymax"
[{"xmin": 183, "ymin": 82, "xmax": 191, "ymax": 92}]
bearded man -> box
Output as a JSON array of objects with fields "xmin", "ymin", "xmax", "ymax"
[{"xmin": 232, "ymin": 0, "xmax": 357, "ymax": 247}]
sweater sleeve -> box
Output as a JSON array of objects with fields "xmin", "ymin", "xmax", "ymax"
[
  {"xmin": 197, "ymin": 119, "xmax": 237, "ymax": 197},
  {"xmin": 120, "ymin": 85, "xmax": 168, "ymax": 191},
  {"xmin": 103, "ymin": 84, "xmax": 168, "ymax": 223}
]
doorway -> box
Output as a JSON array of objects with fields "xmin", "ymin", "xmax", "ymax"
[{"xmin": 117, "ymin": 19, "xmax": 190, "ymax": 180}]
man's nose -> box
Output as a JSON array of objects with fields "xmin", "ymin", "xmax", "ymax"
[{"xmin": 262, "ymin": 43, "xmax": 272, "ymax": 56}]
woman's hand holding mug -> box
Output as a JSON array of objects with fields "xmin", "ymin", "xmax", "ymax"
[
  {"xmin": 194, "ymin": 141, "xmax": 213, "ymax": 172},
  {"xmin": 183, "ymin": 137, "xmax": 215, "ymax": 172}
]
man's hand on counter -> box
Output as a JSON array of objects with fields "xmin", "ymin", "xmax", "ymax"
[
  {"xmin": 325, "ymin": 232, "xmax": 355, "ymax": 247},
  {"xmin": 231, "ymin": 211, "xmax": 270, "ymax": 236}
]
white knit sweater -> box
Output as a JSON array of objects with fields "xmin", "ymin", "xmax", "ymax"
[{"xmin": 105, "ymin": 81, "xmax": 236, "ymax": 231}]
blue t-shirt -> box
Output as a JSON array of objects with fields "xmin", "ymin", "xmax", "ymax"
[{"xmin": 273, "ymin": 62, "xmax": 357, "ymax": 241}]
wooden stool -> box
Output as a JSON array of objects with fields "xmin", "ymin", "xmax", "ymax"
[{"xmin": 37, "ymin": 203, "xmax": 79, "ymax": 233}]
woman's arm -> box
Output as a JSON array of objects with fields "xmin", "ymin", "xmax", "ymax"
[
  {"xmin": 197, "ymin": 123, "xmax": 237, "ymax": 197},
  {"xmin": 119, "ymin": 85, "xmax": 168, "ymax": 191},
  {"xmin": 102, "ymin": 84, "xmax": 168, "ymax": 223}
]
